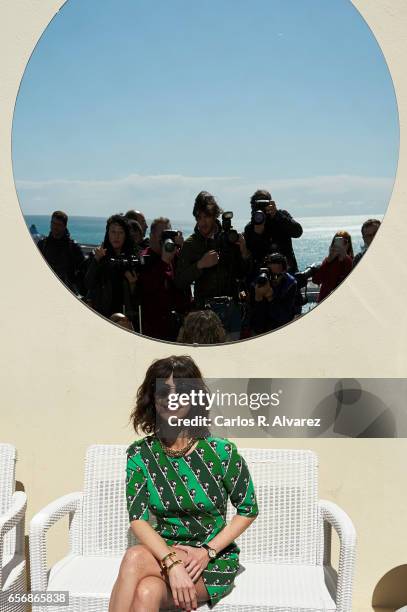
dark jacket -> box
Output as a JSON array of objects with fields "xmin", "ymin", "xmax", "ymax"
[
  {"xmin": 84, "ymin": 254, "xmax": 139, "ymax": 323},
  {"xmin": 251, "ymin": 273, "xmax": 297, "ymax": 334},
  {"xmin": 137, "ymin": 247, "xmax": 191, "ymax": 341},
  {"xmin": 244, "ymin": 210, "xmax": 303, "ymax": 273},
  {"xmin": 37, "ymin": 230, "xmax": 85, "ymax": 294},
  {"xmin": 175, "ymin": 222, "xmax": 251, "ymax": 307},
  {"xmin": 352, "ymin": 250, "xmax": 365, "ymax": 268}
]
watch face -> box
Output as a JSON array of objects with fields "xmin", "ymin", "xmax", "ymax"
[{"xmin": 209, "ymin": 548, "xmax": 216, "ymax": 559}]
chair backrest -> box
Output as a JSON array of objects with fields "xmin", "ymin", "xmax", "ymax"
[
  {"xmin": 82, "ymin": 445, "xmax": 137, "ymax": 556},
  {"xmin": 0, "ymin": 444, "xmax": 17, "ymax": 558},
  {"xmin": 230, "ymin": 448, "xmax": 319, "ymax": 564},
  {"xmin": 81, "ymin": 445, "xmax": 319, "ymax": 564}
]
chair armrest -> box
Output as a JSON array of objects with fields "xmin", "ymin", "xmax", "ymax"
[
  {"xmin": 319, "ymin": 499, "xmax": 356, "ymax": 612},
  {"xmin": 0, "ymin": 491, "xmax": 27, "ymax": 588},
  {"xmin": 29, "ymin": 492, "xmax": 83, "ymax": 591}
]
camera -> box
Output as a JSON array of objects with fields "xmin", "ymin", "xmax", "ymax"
[
  {"xmin": 109, "ymin": 253, "xmax": 151, "ymax": 273},
  {"xmin": 255, "ymin": 267, "xmax": 270, "ymax": 287},
  {"xmin": 161, "ymin": 229, "xmax": 181, "ymax": 253},
  {"xmin": 221, "ymin": 212, "xmax": 239, "ymax": 244},
  {"xmin": 294, "ymin": 263, "xmax": 320, "ymax": 289},
  {"xmin": 251, "ymin": 199, "xmax": 271, "ymax": 225},
  {"xmin": 333, "ymin": 236, "xmax": 345, "ymax": 250}
]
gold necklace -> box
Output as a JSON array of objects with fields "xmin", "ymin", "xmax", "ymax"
[{"xmin": 158, "ymin": 436, "xmax": 197, "ymax": 457}]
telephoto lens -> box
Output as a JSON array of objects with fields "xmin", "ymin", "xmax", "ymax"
[{"xmin": 253, "ymin": 210, "xmax": 266, "ymax": 225}]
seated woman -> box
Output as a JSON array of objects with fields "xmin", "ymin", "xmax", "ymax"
[
  {"xmin": 109, "ymin": 355, "xmax": 258, "ymax": 612},
  {"xmin": 84, "ymin": 214, "xmax": 139, "ymax": 327},
  {"xmin": 312, "ymin": 230, "xmax": 354, "ymax": 303}
]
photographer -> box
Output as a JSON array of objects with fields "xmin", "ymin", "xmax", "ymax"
[
  {"xmin": 251, "ymin": 253, "xmax": 297, "ymax": 334},
  {"xmin": 84, "ymin": 214, "xmax": 139, "ymax": 326},
  {"xmin": 312, "ymin": 231, "xmax": 353, "ymax": 302},
  {"xmin": 244, "ymin": 189, "xmax": 303, "ymax": 274},
  {"xmin": 175, "ymin": 191, "xmax": 251, "ymax": 340},
  {"xmin": 137, "ymin": 217, "xmax": 191, "ymax": 341}
]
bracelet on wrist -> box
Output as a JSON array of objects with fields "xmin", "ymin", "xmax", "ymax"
[
  {"xmin": 166, "ymin": 559, "xmax": 183, "ymax": 572},
  {"xmin": 160, "ymin": 551, "xmax": 177, "ymax": 570}
]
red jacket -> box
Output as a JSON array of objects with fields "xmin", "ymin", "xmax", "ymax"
[
  {"xmin": 312, "ymin": 255, "xmax": 353, "ymax": 302},
  {"xmin": 138, "ymin": 247, "xmax": 191, "ymax": 340}
]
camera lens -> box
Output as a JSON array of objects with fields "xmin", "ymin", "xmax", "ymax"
[
  {"xmin": 163, "ymin": 239, "xmax": 176, "ymax": 253},
  {"xmin": 253, "ymin": 210, "xmax": 266, "ymax": 225},
  {"xmin": 228, "ymin": 229, "xmax": 239, "ymax": 243}
]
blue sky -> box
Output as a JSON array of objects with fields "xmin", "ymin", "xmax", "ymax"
[{"xmin": 13, "ymin": 0, "xmax": 399, "ymax": 218}]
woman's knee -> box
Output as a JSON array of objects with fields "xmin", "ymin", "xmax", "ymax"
[
  {"xmin": 120, "ymin": 545, "xmax": 151, "ymax": 576},
  {"xmin": 134, "ymin": 576, "xmax": 163, "ymax": 606}
]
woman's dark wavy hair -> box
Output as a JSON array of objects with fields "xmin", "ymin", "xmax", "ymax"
[
  {"xmin": 177, "ymin": 310, "xmax": 226, "ymax": 344},
  {"xmin": 129, "ymin": 355, "xmax": 211, "ymax": 438},
  {"xmin": 102, "ymin": 214, "xmax": 134, "ymax": 256}
]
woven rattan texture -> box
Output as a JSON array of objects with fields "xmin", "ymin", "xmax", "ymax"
[
  {"xmin": 0, "ymin": 443, "xmax": 27, "ymax": 612},
  {"xmin": 29, "ymin": 444, "xmax": 356, "ymax": 612}
]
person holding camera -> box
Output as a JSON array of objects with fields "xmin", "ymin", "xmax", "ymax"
[
  {"xmin": 84, "ymin": 214, "xmax": 139, "ymax": 325},
  {"xmin": 250, "ymin": 252, "xmax": 297, "ymax": 334},
  {"xmin": 175, "ymin": 191, "xmax": 251, "ymax": 340},
  {"xmin": 137, "ymin": 217, "xmax": 191, "ymax": 341},
  {"xmin": 244, "ymin": 189, "xmax": 303, "ymax": 275},
  {"xmin": 312, "ymin": 231, "xmax": 353, "ymax": 303}
]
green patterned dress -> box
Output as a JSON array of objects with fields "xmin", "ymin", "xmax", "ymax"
[{"xmin": 126, "ymin": 435, "xmax": 259, "ymax": 607}]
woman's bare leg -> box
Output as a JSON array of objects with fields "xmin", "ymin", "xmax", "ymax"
[
  {"xmin": 130, "ymin": 576, "xmax": 168, "ymax": 612},
  {"xmin": 108, "ymin": 544, "xmax": 165, "ymax": 612},
  {"xmin": 133, "ymin": 573, "xmax": 209, "ymax": 612},
  {"xmin": 109, "ymin": 544, "xmax": 210, "ymax": 612},
  {"xmin": 133, "ymin": 548, "xmax": 210, "ymax": 612}
]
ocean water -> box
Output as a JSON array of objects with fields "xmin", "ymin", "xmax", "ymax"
[{"xmin": 25, "ymin": 212, "xmax": 383, "ymax": 271}]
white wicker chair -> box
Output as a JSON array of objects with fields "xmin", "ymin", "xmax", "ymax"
[
  {"xmin": 0, "ymin": 443, "xmax": 27, "ymax": 612},
  {"xmin": 29, "ymin": 445, "xmax": 356, "ymax": 612}
]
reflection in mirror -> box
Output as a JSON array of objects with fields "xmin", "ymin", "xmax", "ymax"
[{"xmin": 15, "ymin": 0, "xmax": 398, "ymax": 344}]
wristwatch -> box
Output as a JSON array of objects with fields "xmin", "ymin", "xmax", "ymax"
[{"xmin": 202, "ymin": 543, "xmax": 217, "ymax": 559}]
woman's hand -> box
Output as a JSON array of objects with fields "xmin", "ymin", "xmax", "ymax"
[
  {"xmin": 327, "ymin": 244, "xmax": 339, "ymax": 262},
  {"xmin": 94, "ymin": 245, "xmax": 107, "ymax": 262},
  {"xmin": 173, "ymin": 545, "xmax": 210, "ymax": 583},
  {"xmin": 167, "ymin": 561, "xmax": 198, "ymax": 611}
]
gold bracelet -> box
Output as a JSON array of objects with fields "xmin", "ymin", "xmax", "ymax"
[
  {"xmin": 166, "ymin": 559, "xmax": 183, "ymax": 572},
  {"xmin": 160, "ymin": 551, "xmax": 177, "ymax": 569}
]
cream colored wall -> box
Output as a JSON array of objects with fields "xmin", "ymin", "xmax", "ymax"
[{"xmin": 0, "ymin": 1, "xmax": 406, "ymax": 610}]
